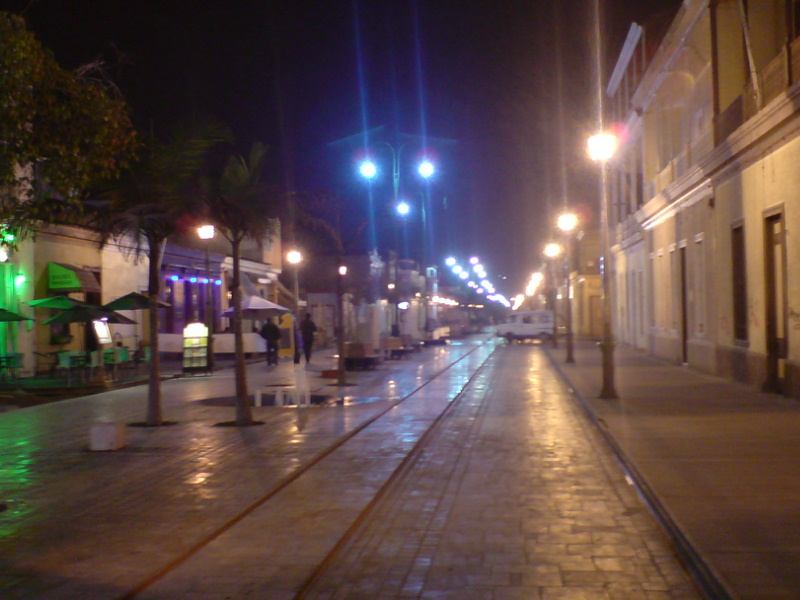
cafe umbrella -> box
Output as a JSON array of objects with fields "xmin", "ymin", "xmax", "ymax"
[
  {"xmin": 0, "ymin": 308, "xmax": 33, "ymax": 322},
  {"xmin": 103, "ymin": 292, "xmax": 170, "ymax": 311},
  {"xmin": 26, "ymin": 296, "xmax": 94, "ymax": 310},
  {"xmin": 43, "ymin": 306, "xmax": 137, "ymax": 325},
  {"xmin": 220, "ymin": 296, "xmax": 290, "ymax": 320}
]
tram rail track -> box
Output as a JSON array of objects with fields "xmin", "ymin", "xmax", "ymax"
[{"xmin": 116, "ymin": 341, "xmax": 497, "ymax": 600}]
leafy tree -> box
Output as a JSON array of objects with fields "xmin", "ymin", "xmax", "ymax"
[
  {"xmin": 206, "ymin": 143, "xmax": 280, "ymax": 426},
  {"xmin": 93, "ymin": 119, "xmax": 231, "ymax": 426},
  {"xmin": 0, "ymin": 12, "xmax": 136, "ymax": 225}
]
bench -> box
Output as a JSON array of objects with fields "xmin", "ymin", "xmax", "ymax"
[{"xmin": 345, "ymin": 342, "xmax": 381, "ymax": 370}]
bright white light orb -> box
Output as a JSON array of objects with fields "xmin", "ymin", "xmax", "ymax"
[
  {"xmin": 418, "ymin": 160, "xmax": 435, "ymax": 178},
  {"xmin": 587, "ymin": 133, "xmax": 618, "ymax": 162},
  {"xmin": 359, "ymin": 161, "xmax": 377, "ymax": 179}
]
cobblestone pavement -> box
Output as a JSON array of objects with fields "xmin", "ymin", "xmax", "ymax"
[
  {"xmin": 296, "ymin": 346, "xmax": 702, "ymax": 600},
  {"xmin": 0, "ymin": 340, "xmax": 492, "ymax": 600},
  {"xmin": 0, "ymin": 339, "xmax": 705, "ymax": 600}
]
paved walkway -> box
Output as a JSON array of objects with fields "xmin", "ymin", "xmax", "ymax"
[
  {"xmin": 296, "ymin": 346, "xmax": 701, "ymax": 600},
  {"xmin": 2, "ymin": 334, "xmax": 795, "ymax": 599},
  {"xmin": 545, "ymin": 339, "xmax": 800, "ymax": 600}
]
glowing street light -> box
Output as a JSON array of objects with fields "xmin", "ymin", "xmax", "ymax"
[
  {"xmin": 557, "ymin": 212, "xmax": 578, "ymax": 234},
  {"xmin": 544, "ymin": 242, "xmax": 562, "ymax": 258},
  {"xmin": 418, "ymin": 159, "xmax": 435, "ymax": 178},
  {"xmin": 396, "ymin": 201, "xmax": 411, "ymax": 216},
  {"xmin": 587, "ymin": 133, "xmax": 618, "ymax": 162},
  {"xmin": 359, "ymin": 160, "xmax": 377, "ymax": 179}
]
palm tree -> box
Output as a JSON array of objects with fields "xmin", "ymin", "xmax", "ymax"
[
  {"xmin": 294, "ymin": 191, "xmax": 357, "ymax": 388},
  {"xmin": 206, "ymin": 142, "xmax": 280, "ymax": 425},
  {"xmin": 94, "ymin": 119, "xmax": 231, "ymax": 426}
]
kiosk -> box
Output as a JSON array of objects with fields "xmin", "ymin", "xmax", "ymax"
[{"xmin": 182, "ymin": 322, "xmax": 210, "ymax": 374}]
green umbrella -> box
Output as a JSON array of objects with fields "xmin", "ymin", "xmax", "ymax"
[
  {"xmin": 0, "ymin": 308, "xmax": 32, "ymax": 322},
  {"xmin": 43, "ymin": 306, "xmax": 137, "ymax": 325},
  {"xmin": 103, "ymin": 292, "xmax": 170, "ymax": 311},
  {"xmin": 26, "ymin": 296, "xmax": 94, "ymax": 310}
]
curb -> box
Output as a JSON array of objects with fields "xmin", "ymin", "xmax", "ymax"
[{"xmin": 542, "ymin": 346, "xmax": 736, "ymax": 600}]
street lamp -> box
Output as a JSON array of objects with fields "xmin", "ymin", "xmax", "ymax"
[
  {"xmin": 335, "ymin": 264, "xmax": 348, "ymax": 387},
  {"xmin": 557, "ymin": 212, "xmax": 578, "ymax": 363},
  {"xmin": 543, "ymin": 242, "xmax": 562, "ymax": 349},
  {"xmin": 197, "ymin": 224, "xmax": 215, "ymax": 371},
  {"xmin": 359, "ymin": 144, "xmax": 436, "ymax": 262},
  {"xmin": 360, "ymin": 144, "xmax": 436, "ymax": 339},
  {"xmin": 588, "ymin": 132, "xmax": 619, "ymax": 399},
  {"xmin": 286, "ymin": 249, "xmax": 303, "ymax": 317}
]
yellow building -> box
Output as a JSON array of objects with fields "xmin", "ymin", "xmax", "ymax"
[{"xmin": 607, "ymin": 0, "xmax": 800, "ymax": 395}]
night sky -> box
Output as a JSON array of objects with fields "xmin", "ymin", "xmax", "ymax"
[{"xmin": 2, "ymin": 0, "xmax": 681, "ymax": 297}]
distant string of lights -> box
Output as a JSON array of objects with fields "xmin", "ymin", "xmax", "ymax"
[{"xmin": 443, "ymin": 256, "xmax": 511, "ymax": 308}]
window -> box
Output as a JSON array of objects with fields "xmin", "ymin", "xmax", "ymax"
[{"xmin": 731, "ymin": 224, "xmax": 748, "ymax": 341}]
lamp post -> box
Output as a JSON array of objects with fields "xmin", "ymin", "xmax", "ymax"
[
  {"xmin": 359, "ymin": 144, "xmax": 435, "ymax": 263},
  {"xmin": 361, "ymin": 147, "xmax": 435, "ymax": 339},
  {"xmin": 588, "ymin": 132, "xmax": 618, "ymax": 399},
  {"xmin": 543, "ymin": 242, "xmax": 562, "ymax": 348},
  {"xmin": 197, "ymin": 224, "xmax": 215, "ymax": 372},
  {"xmin": 336, "ymin": 264, "xmax": 348, "ymax": 387},
  {"xmin": 557, "ymin": 212, "xmax": 578, "ymax": 363},
  {"xmin": 286, "ymin": 249, "xmax": 303, "ymax": 317}
]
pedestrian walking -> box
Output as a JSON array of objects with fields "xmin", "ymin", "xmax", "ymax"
[
  {"xmin": 299, "ymin": 313, "xmax": 317, "ymax": 364},
  {"xmin": 260, "ymin": 318, "xmax": 281, "ymax": 366}
]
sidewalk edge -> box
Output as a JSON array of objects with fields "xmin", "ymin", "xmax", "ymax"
[{"xmin": 543, "ymin": 347, "xmax": 737, "ymax": 600}]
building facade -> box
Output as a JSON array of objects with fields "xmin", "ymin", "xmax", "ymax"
[{"xmin": 607, "ymin": 0, "xmax": 800, "ymax": 396}]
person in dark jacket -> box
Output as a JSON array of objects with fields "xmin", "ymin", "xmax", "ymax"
[
  {"xmin": 260, "ymin": 319, "xmax": 281, "ymax": 366},
  {"xmin": 298, "ymin": 313, "xmax": 317, "ymax": 364}
]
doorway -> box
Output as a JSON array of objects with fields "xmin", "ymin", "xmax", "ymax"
[{"xmin": 764, "ymin": 212, "xmax": 787, "ymax": 393}]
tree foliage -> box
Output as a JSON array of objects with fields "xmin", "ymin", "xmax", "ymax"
[
  {"xmin": 0, "ymin": 12, "xmax": 136, "ymax": 217},
  {"xmin": 206, "ymin": 142, "xmax": 281, "ymax": 425},
  {"xmin": 91, "ymin": 118, "xmax": 231, "ymax": 426}
]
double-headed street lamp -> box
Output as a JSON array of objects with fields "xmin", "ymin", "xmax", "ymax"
[
  {"xmin": 197, "ymin": 224, "xmax": 215, "ymax": 371},
  {"xmin": 557, "ymin": 213, "xmax": 578, "ymax": 363},
  {"xmin": 359, "ymin": 143, "xmax": 435, "ymax": 264},
  {"xmin": 361, "ymin": 144, "xmax": 436, "ymax": 337},
  {"xmin": 588, "ymin": 132, "xmax": 619, "ymax": 399}
]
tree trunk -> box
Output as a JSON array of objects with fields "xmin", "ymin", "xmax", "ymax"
[
  {"xmin": 231, "ymin": 239, "xmax": 253, "ymax": 425},
  {"xmin": 145, "ymin": 239, "xmax": 163, "ymax": 426}
]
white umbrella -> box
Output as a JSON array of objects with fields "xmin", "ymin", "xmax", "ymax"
[{"xmin": 220, "ymin": 296, "xmax": 291, "ymax": 319}]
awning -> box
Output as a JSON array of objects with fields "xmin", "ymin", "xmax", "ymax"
[{"xmin": 47, "ymin": 262, "xmax": 101, "ymax": 293}]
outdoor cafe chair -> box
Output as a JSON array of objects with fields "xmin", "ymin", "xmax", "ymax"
[
  {"xmin": 57, "ymin": 351, "xmax": 89, "ymax": 386},
  {"xmin": 0, "ymin": 353, "xmax": 23, "ymax": 382}
]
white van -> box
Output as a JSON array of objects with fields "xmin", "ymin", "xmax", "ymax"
[{"xmin": 495, "ymin": 310, "xmax": 555, "ymax": 343}]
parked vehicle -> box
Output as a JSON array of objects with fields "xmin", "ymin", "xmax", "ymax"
[{"xmin": 495, "ymin": 310, "xmax": 555, "ymax": 343}]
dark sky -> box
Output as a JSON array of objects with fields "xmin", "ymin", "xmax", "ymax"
[{"xmin": 3, "ymin": 0, "xmax": 680, "ymax": 297}]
